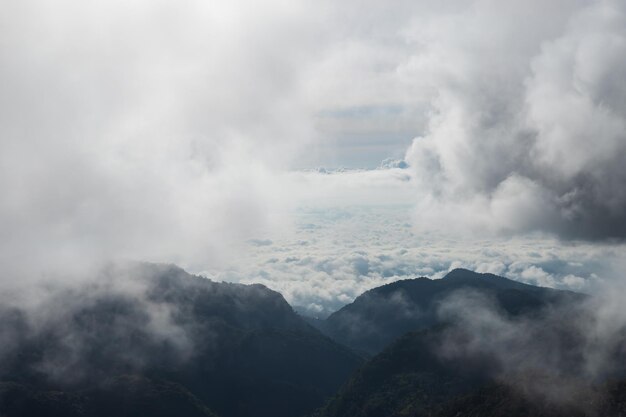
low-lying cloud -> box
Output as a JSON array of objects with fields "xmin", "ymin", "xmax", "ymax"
[
  {"xmin": 435, "ymin": 282, "xmax": 626, "ymax": 411},
  {"xmin": 219, "ymin": 203, "xmax": 625, "ymax": 316}
]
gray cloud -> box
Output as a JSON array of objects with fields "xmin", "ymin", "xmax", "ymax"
[
  {"xmin": 0, "ymin": 0, "xmax": 333, "ymax": 277},
  {"xmin": 0, "ymin": 263, "xmax": 195, "ymax": 383},
  {"xmin": 435, "ymin": 282, "xmax": 626, "ymax": 410},
  {"xmin": 404, "ymin": 0, "xmax": 626, "ymax": 240}
]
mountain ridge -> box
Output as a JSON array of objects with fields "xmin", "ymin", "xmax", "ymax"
[
  {"xmin": 320, "ymin": 268, "xmax": 584, "ymax": 354},
  {"xmin": 0, "ymin": 263, "xmax": 363, "ymax": 417},
  {"xmin": 313, "ymin": 270, "xmax": 626, "ymax": 417}
]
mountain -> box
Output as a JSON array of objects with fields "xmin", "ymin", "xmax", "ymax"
[
  {"xmin": 4, "ymin": 266, "xmax": 618, "ymax": 417},
  {"xmin": 322, "ymin": 268, "xmax": 583, "ymax": 354},
  {"xmin": 0, "ymin": 376, "xmax": 218, "ymax": 417},
  {"xmin": 313, "ymin": 328, "xmax": 481, "ymax": 417},
  {"xmin": 315, "ymin": 327, "xmax": 626, "ymax": 417},
  {"xmin": 314, "ymin": 270, "xmax": 626, "ymax": 417},
  {"xmin": 0, "ymin": 263, "xmax": 363, "ymax": 417}
]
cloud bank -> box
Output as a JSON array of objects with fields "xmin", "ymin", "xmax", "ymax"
[
  {"xmin": 0, "ymin": 0, "xmax": 330, "ymax": 277},
  {"xmin": 436, "ymin": 281, "xmax": 626, "ymax": 410},
  {"xmin": 2, "ymin": 0, "xmax": 625, "ymax": 306},
  {"xmin": 404, "ymin": 0, "xmax": 626, "ymax": 239},
  {"xmin": 219, "ymin": 203, "xmax": 624, "ymax": 317}
]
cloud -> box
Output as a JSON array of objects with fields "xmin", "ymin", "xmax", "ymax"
[
  {"xmin": 214, "ymin": 203, "xmax": 625, "ymax": 317},
  {"xmin": 2, "ymin": 0, "xmax": 625, "ymax": 315},
  {"xmin": 404, "ymin": 0, "xmax": 626, "ymax": 240},
  {"xmin": 0, "ymin": 263, "xmax": 197, "ymax": 383},
  {"xmin": 0, "ymin": 0, "xmax": 334, "ymax": 277},
  {"xmin": 434, "ymin": 281, "xmax": 626, "ymax": 410}
]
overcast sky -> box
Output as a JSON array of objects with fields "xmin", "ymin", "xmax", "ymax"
[{"xmin": 2, "ymin": 0, "xmax": 625, "ymax": 312}]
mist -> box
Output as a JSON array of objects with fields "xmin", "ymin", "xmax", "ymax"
[
  {"xmin": 434, "ymin": 280, "xmax": 626, "ymax": 412},
  {"xmin": 1, "ymin": 2, "xmax": 626, "ymax": 415}
]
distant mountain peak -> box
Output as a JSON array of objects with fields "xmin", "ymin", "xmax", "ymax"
[
  {"xmin": 322, "ymin": 269, "xmax": 581, "ymax": 354},
  {"xmin": 444, "ymin": 267, "xmax": 478, "ymax": 276},
  {"xmin": 443, "ymin": 268, "xmax": 501, "ymax": 280},
  {"xmin": 442, "ymin": 268, "xmax": 544, "ymax": 291}
]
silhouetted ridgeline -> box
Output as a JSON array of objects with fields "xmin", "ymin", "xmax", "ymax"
[
  {"xmin": 320, "ymin": 268, "xmax": 584, "ymax": 354},
  {"xmin": 314, "ymin": 269, "xmax": 626, "ymax": 417},
  {"xmin": 0, "ymin": 263, "xmax": 362, "ymax": 417},
  {"xmin": 3, "ymin": 266, "xmax": 626, "ymax": 417}
]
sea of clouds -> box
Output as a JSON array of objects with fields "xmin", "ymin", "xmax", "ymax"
[{"xmin": 1, "ymin": 0, "xmax": 625, "ymax": 314}]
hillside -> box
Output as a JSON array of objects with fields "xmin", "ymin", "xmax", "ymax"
[
  {"xmin": 314, "ymin": 270, "xmax": 626, "ymax": 417},
  {"xmin": 322, "ymin": 268, "xmax": 583, "ymax": 354},
  {"xmin": 0, "ymin": 263, "xmax": 363, "ymax": 417}
]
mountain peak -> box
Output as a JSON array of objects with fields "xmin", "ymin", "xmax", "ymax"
[
  {"xmin": 323, "ymin": 269, "xmax": 582, "ymax": 354},
  {"xmin": 442, "ymin": 268, "xmax": 536, "ymax": 290},
  {"xmin": 444, "ymin": 267, "xmax": 478, "ymax": 277},
  {"xmin": 443, "ymin": 268, "xmax": 503, "ymax": 281}
]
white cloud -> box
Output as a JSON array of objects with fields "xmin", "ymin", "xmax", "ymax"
[
  {"xmin": 0, "ymin": 0, "xmax": 331, "ymax": 277},
  {"xmin": 2, "ymin": 0, "xmax": 625, "ymax": 313},
  {"xmin": 212, "ymin": 200, "xmax": 625, "ymax": 316},
  {"xmin": 404, "ymin": 0, "xmax": 626, "ymax": 239}
]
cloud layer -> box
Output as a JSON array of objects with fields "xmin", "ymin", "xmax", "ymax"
[
  {"xmin": 217, "ymin": 202, "xmax": 625, "ymax": 317},
  {"xmin": 0, "ymin": 0, "xmax": 330, "ymax": 277},
  {"xmin": 2, "ymin": 0, "xmax": 625, "ymax": 308},
  {"xmin": 405, "ymin": 0, "xmax": 626, "ymax": 239}
]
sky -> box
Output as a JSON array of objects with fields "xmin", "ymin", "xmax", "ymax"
[{"xmin": 1, "ymin": 0, "xmax": 626, "ymax": 315}]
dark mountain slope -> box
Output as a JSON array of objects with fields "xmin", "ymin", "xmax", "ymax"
[
  {"xmin": 313, "ymin": 329, "xmax": 487, "ymax": 417},
  {"xmin": 323, "ymin": 268, "xmax": 582, "ymax": 353},
  {"xmin": 315, "ymin": 271, "xmax": 626, "ymax": 417},
  {"xmin": 0, "ymin": 376, "xmax": 218, "ymax": 417},
  {"xmin": 435, "ymin": 379, "xmax": 626, "ymax": 417},
  {"xmin": 0, "ymin": 263, "xmax": 363, "ymax": 417},
  {"xmin": 316, "ymin": 327, "xmax": 583, "ymax": 417}
]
